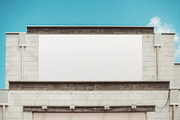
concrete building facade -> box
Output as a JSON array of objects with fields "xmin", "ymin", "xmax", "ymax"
[{"xmin": 0, "ymin": 26, "xmax": 180, "ymax": 120}]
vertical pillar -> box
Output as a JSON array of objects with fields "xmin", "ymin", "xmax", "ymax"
[
  {"xmin": 21, "ymin": 46, "xmax": 24, "ymax": 81},
  {"xmin": 19, "ymin": 33, "xmax": 26, "ymax": 81},
  {"xmin": 156, "ymin": 46, "xmax": 159, "ymax": 80},
  {"xmin": 172, "ymin": 105, "xmax": 175, "ymax": 120},
  {"xmin": 2, "ymin": 105, "xmax": 6, "ymax": 120},
  {"xmin": 154, "ymin": 33, "xmax": 161, "ymax": 80}
]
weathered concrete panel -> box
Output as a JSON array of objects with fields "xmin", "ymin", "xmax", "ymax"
[
  {"xmin": 5, "ymin": 27, "xmax": 179, "ymax": 120},
  {"xmin": 9, "ymin": 81, "xmax": 169, "ymax": 91},
  {"xmin": 0, "ymin": 89, "xmax": 8, "ymax": 104},
  {"xmin": 23, "ymin": 106, "xmax": 155, "ymax": 112},
  {"xmin": 27, "ymin": 26, "xmax": 154, "ymax": 34}
]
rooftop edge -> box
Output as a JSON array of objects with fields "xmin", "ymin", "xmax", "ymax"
[
  {"xmin": 27, "ymin": 26, "xmax": 154, "ymax": 34},
  {"xmin": 27, "ymin": 25, "xmax": 154, "ymax": 28}
]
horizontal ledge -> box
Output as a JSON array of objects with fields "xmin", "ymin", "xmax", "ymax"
[
  {"xmin": 0, "ymin": 104, "xmax": 9, "ymax": 107},
  {"xmin": 161, "ymin": 33, "xmax": 175, "ymax": 35},
  {"xmin": 24, "ymin": 105, "xmax": 155, "ymax": 113},
  {"xmin": 0, "ymin": 89, "xmax": 8, "ymax": 91},
  {"xmin": 27, "ymin": 25, "xmax": 154, "ymax": 28},
  {"xmin": 170, "ymin": 88, "xmax": 180, "ymax": 90},
  {"xmin": 174, "ymin": 63, "xmax": 180, "ymax": 65},
  {"xmin": 9, "ymin": 81, "xmax": 169, "ymax": 91},
  {"xmin": 8, "ymin": 81, "xmax": 170, "ymax": 83},
  {"xmin": 6, "ymin": 32, "xmax": 19, "ymax": 35},
  {"xmin": 27, "ymin": 26, "xmax": 154, "ymax": 34},
  {"xmin": 6, "ymin": 32, "xmax": 27, "ymax": 35}
]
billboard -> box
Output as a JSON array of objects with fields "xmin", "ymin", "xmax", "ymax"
[{"xmin": 39, "ymin": 35, "xmax": 142, "ymax": 81}]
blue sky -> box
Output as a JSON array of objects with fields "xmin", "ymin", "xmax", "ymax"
[{"xmin": 0, "ymin": 0, "xmax": 180, "ymax": 88}]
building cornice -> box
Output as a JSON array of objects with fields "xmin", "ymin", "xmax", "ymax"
[{"xmin": 27, "ymin": 26, "xmax": 154, "ymax": 34}]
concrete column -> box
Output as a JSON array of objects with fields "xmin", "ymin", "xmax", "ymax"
[
  {"xmin": 2, "ymin": 105, "xmax": 6, "ymax": 120},
  {"xmin": 156, "ymin": 46, "xmax": 159, "ymax": 80},
  {"xmin": 172, "ymin": 105, "xmax": 175, "ymax": 120},
  {"xmin": 21, "ymin": 46, "xmax": 24, "ymax": 81}
]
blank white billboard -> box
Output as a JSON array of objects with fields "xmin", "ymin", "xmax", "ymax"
[{"xmin": 39, "ymin": 35, "xmax": 142, "ymax": 81}]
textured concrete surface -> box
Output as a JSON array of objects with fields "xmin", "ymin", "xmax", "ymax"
[
  {"xmin": 27, "ymin": 26, "xmax": 154, "ymax": 34},
  {"xmin": 0, "ymin": 89, "xmax": 8, "ymax": 103},
  {"xmin": 23, "ymin": 106, "xmax": 155, "ymax": 112},
  {"xmin": 175, "ymin": 64, "xmax": 180, "ymax": 88},
  {"xmin": 9, "ymin": 81, "xmax": 169, "ymax": 91},
  {"xmin": 4, "ymin": 90, "xmax": 169, "ymax": 120},
  {"xmin": 3, "ymin": 27, "xmax": 180, "ymax": 120}
]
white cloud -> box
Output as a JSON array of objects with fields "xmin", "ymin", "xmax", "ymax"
[
  {"xmin": 175, "ymin": 45, "xmax": 180, "ymax": 57},
  {"xmin": 175, "ymin": 34, "xmax": 179, "ymax": 42},
  {"xmin": 147, "ymin": 16, "xmax": 179, "ymax": 42},
  {"xmin": 147, "ymin": 17, "xmax": 180, "ymax": 61},
  {"xmin": 147, "ymin": 17, "xmax": 161, "ymax": 27}
]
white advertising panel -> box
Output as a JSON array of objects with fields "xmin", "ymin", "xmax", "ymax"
[{"xmin": 39, "ymin": 35, "xmax": 142, "ymax": 81}]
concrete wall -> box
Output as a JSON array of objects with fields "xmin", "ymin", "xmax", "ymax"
[
  {"xmin": 142, "ymin": 35, "xmax": 156, "ymax": 81},
  {"xmin": 174, "ymin": 65, "xmax": 180, "ymax": 120},
  {"xmin": 5, "ymin": 34, "xmax": 175, "ymax": 83},
  {"xmin": 142, "ymin": 34, "xmax": 175, "ymax": 85},
  {"xmin": 159, "ymin": 35, "xmax": 175, "ymax": 87},
  {"xmin": 6, "ymin": 34, "xmax": 39, "ymax": 88},
  {"xmin": 4, "ymin": 32, "xmax": 180, "ymax": 120},
  {"xmin": 6, "ymin": 34, "xmax": 20, "ymax": 88},
  {"xmin": 6, "ymin": 34, "xmax": 174, "ymax": 83},
  {"xmin": 0, "ymin": 107, "xmax": 2, "ymax": 120},
  {"xmin": 3, "ymin": 90, "xmax": 179, "ymax": 120},
  {"xmin": 4, "ymin": 90, "xmax": 168, "ymax": 120},
  {"xmin": 175, "ymin": 65, "xmax": 180, "ymax": 88}
]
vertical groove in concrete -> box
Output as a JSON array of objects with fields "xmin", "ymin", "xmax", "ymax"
[
  {"xmin": 156, "ymin": 46, "xmax": 159, "ymax": 80},
  {"xmin": 2, "ymin": 105, "xmax": 6, "ymax": 120}
]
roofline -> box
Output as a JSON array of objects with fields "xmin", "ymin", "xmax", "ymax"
[
  {"xmin": 6, "ymin": 32, "xmax": 27, "ymax": 35},
  {"xmin": 5, "ymin": 32, "xmax": 176, "ymax": 35},
  {"xmin": 9, "ymin": 80, "xmax": 169, "ymax": 83},
  {"xmin": 162, "ymin": 33, "xmax": 175, "ymax": 35},
  {"xmin": 6, "ymin": 32, "xmax": 20, "ymax": 35},
  {"xmin": 27, "ymin": 25, "xmax": 154, "ymax": 28},
  {"xmin": 26, "ymin": 26, "xmax": 154, "ymax": 34}
]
